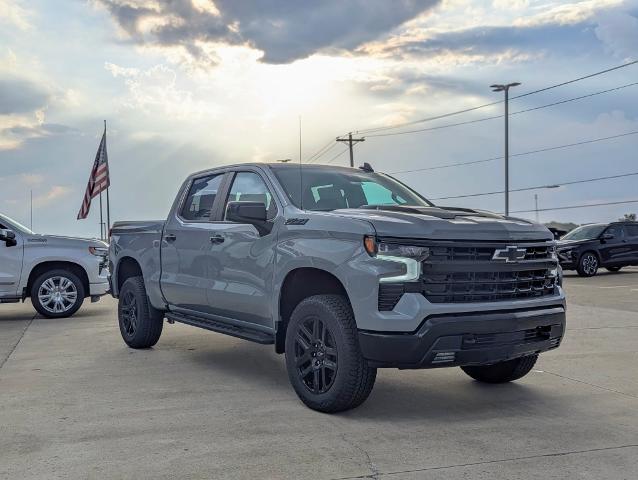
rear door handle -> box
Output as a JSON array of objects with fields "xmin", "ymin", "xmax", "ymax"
[
  {"xmin": 210, "ymin": 234, "xmax": 225, "ymax": 244},
  {"xmin": 164, "ymin": 233, "xmax": 177, "ymax": 242}
]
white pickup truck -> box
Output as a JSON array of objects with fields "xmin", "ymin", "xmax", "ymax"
[{"xmin": 0, "ymin": 213, "xmax": 109, "ymax": 318}]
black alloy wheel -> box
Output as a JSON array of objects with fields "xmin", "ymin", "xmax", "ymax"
[
  {"xmin": 117, "ymin": 276, "xmax": 163, "ymax": 348},
  {"xmin": 294, "ymin": 316, "xmax": 338, "ymax": 394},
  {"xmin": 120, "ymin": 289, "xmax": 138, "ymax": 338}
]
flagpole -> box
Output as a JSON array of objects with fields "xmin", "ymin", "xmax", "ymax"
[
  {"xmin": 99, "ymin": 190, "xmax": 104, "ymax": 240},
  {"xmin": 104, "ymin": 120, "xmax": 111, "ymax": 240}
]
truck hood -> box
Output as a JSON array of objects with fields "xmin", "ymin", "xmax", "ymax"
[
  {"xmin": 332, "ymin": 205, "xmax": 553, "ymax": 242},
  {"xmin": 25, "ymin": 234, "xmax": 108, "ymax": 248}
]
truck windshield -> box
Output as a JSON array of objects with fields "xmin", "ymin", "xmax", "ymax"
[
  {"xmin": 0, "ymin": 214, "xmax": 34, "ymax": 234},
  {"xmin": 271, "ymin": 166, "xmax": 433, "ymax": 211},
  {"xmin": 562, "ymin": 224, "xmax": 606, "ymax": 241}
]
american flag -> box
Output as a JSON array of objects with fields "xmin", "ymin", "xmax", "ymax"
[{"xmin": 77, "ymin": 129, "xmax": 110, "ymax": 220}]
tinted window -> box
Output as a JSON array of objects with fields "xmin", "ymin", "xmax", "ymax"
[
  {"xmin": 181, "ymin": 174, "xmax": 224, "ymax": 221},
  {"xmin": 272, "ymin": 166, "xmax": 431, "ymax": 211},
  {"xmin": 562, "ymin": 224, "xmax": 606, "ymax": 241},
  {"xmin": 225, "ymin": 172, "xmax": 277, "ymax": 220},
  {"xmin": 625, "ymin": 224, "xmax": 638, "ymax": 237},
  {"xmin": 604, "ymin": 225, "xmax": 624, "ymax": 238}
]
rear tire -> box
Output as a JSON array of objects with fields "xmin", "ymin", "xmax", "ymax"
[
  {"xmin": 285, "ymin": 294, "xmax": 377, "ymax": 413},
  {"xmin": 606, "ymin": 266, "xmax": 622, "ymax": 272},
  {"xmin": 118, "ymin": 276, "xmax": 163, "ymax": 348},
  {"xmin": 461, "ymin": 354, "xmax": 538, "ymax": 384},
  {"xmin": 31, "ymin": 269, "xmax": 85, "ymax": 318},
  {"xmin": 577, "ymin": 252, "xmax": 599, "ymax": 277}
]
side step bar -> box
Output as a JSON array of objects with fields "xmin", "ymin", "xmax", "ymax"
[{"xmin": 165, "ymin": 311, "xmax": 274, "ymax": 345}]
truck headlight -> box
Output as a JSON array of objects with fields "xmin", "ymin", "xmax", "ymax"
[
  {"xmin": 364, "ymin": 236, "xmax": 428, "ymax": 283},
  {"xmin": 89, "ymin": 246, "xmax": 108, "ymax": 257},
  {"xmin": 558, "ymin": 248, "xmax": 572, "ymax": 258}
]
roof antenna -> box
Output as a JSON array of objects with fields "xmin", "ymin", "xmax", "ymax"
[{"xmin": 298, "ymin": 115, "xmax": 304, "ymax": 210}]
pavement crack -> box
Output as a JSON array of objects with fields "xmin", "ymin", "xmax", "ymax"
[
  {"xmin": 0, "ymin": 315, "xmax": 35, "ymax": 371},
  {"xmin": 340, "ymin": 433, "xmax": 379, "ymax": 480},
  {"xmin": 539, "ymin": 370, "xmax": 638, "ymax": 400},
  {"xmin": 331, "ymin": 444, "xmax": 638, "ymax": 479}
]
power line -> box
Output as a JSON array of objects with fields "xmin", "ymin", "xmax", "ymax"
[
  {"xmin": 432, "ymin": 171, "xmax": 638, "ymax": 200},
  {"xmin": 325, "ymin": 147, "xmax": 351, "ymax": 164},
  {"xmin": 513, "ymin": 60, "xmax": 638, "ymax": 99},
  {"xmin": 510, "ymin": 82, "xmax": 638, "ymax": 117},
  {"xmin": 511, "ymin": 199, "xmax": 638, "ymax": 214},
  {"xmin": 306, "ymin": 139, "xmax": 337, "ymax": 163},
  {"xmin": 366, "ymin": 82, "xmax": 638, "ymax": 138},
  {"xmin": 388, "ymin": 130, "xmax": 638, "ymax": 174},
  {"xmin": 354, "ymin": 60, "xmax": 638, "ymax": 135}
]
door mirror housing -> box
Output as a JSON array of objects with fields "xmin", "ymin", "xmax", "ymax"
[
  {"xmin": 601, "ymin": 233, "xmax": 615, "ymax": 241},
  {"xmin": 0, "ymin": 229, "xmax": 17, "ymax": 246},
  {"xmin": 226, "ymin": 201, "xmax": 271, "ymax": 236},
  {"xmin": 226, "ymin": 201, "xmax": 267, "ymax": 224}
]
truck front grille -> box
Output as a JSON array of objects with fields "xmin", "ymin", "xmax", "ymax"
[
  {"xmin": 422, "ymin": 268, "xmax": 557, "ymax": 304},
  {"xmin": 377, "ymin": 238, "xmax": 559, "ymax": 310},
  {"xmin": 429, "ymin": 244, "xmax": 554, "ymax": 262}
]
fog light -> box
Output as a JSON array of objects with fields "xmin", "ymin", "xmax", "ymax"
[{"xmin": 432, "ymin": 352, "xmax": 456, "ymax": 364}]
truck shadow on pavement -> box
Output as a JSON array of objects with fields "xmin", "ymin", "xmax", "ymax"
[{"xmin": 184, "ymin": 338, "xmax": 570, "ymax": 421}]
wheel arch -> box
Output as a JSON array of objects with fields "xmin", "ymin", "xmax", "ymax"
[
  {"xmin": 115, "ymin": 256, "xmax": 143, "ymax": 294},
  {"xmin": 579, "ymin": 249, "xmax": 601, "ymax": 263},
  {"xmin": 276, "ymin": 267, "xmax": 349, "ymax": 354},
  {"xmin": 26, "ymin": 261, "xmax": 90, "ymax": 299}
]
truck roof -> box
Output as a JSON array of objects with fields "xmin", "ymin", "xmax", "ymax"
[{"xmin": 189, "ymin": 162, "xmax": 368, "ymax": 179}]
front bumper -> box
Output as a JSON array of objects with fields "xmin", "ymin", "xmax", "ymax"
[
  {"xmin": 358, "ymin": 306, "xmax": 565, "ymax": 369},
  {"xmin": 558, "ymin": 250, "xmax": 577, "ymax": 269},
  {"xmin": 90, "ymin": 281, "xmax": 109, "ymax": 297}
]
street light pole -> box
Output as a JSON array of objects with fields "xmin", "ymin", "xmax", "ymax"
[{"xmin": 490, "ymin": 82, "xmax": 521, "ymax": 216}]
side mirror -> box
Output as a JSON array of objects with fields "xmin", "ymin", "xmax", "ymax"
[
  {"xmin": 0, "ymin": 229, "xmax": 17, "ymax": 246},
  {"xmin": 226, "ymin": 201, "xmax": 267, "ymax": 224},
  {"xmin": 601, "ymin": 233, "xmax": 615, "ymax": 241}
]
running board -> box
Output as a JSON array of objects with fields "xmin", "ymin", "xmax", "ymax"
[{"xmin": 165, "ymin": 312, "xmax": 274, "ymax": 345}]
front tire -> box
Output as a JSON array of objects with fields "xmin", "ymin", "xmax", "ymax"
[
  {"xmin": 31, "ymin": 269, "xmax": 85, "ymax": 318},
  {"xmin": 461, "ymin": 354, "xmax": 538, "ymax": 383},
  {"xmin": 285, "ymin": 295, "xmax": 377, "ymax": 413},
  {"xmin": 118, "ymin": 276, "xmax": 163, "ymax": 348},
  {"xmin": 577, "ymin": 252, "xmax": 599, "ymax": 277}
]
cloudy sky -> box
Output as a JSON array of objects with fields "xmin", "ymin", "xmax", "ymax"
[{"xmin": 1, "ymin": 0, "xmax": 637, "ymax": 237}]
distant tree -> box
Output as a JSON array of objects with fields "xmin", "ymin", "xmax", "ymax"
[{"xmin": 620, "ymin": 213, "xmax": 637, "ymax": 221}]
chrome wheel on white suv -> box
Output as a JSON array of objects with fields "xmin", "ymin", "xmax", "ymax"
[{"xmin": 31, "ymin": 269, "xmax": 85, "ymax": 318}]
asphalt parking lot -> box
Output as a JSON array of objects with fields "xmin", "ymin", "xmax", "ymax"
[{"xmin": 1, "ymin": 269, "xmax": 637, "ymax": 479}]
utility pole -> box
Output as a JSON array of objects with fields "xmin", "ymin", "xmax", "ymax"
[
  {"xmin": 535, "ymin": 193, "xmax": 539, "ymax": 223},
  {"xmin": 30, "ymin": 190, "xmax": 33, "ymax": 231},
  {"xmin": 336, "ymin": 132, "xmax": 365, "ymax": 167},
  {"xmin": 490, "ymin": 82, "xmax": 521, "ymax": 216}
]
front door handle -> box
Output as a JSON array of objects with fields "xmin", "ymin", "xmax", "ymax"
[
  {"xmin": 210, "ymin": 234, "xmax": 225, "ymax": 245},
  {"xmin": 164, "ymin": 233, "xmax": 177, "ymax": 242}
]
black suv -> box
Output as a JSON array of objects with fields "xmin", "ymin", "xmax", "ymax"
[{"xmin": 557, "ymin": 221, "xmax": 638, "ymax": 276}]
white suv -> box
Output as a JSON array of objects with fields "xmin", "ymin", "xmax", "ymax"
[{"xmin": 0, "ymin": 213, "xmax": 109, "ymax": 318}]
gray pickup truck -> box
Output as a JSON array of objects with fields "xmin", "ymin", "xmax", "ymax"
[{"xmin": 109, "ymin": 163, "xmax": 565, "ymax": 412}]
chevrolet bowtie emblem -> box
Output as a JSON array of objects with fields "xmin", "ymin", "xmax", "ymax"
[{"xmin": 492, "ymin": 245, "xmax": 527, "ymax": 262}]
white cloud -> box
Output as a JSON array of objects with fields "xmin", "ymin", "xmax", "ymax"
[
  {"xmin": 104, "ymin": 62, "xmax": 214, "ymax": 119},
  {"xmin": 0, "ymin": 0, "xmax": 32, "ymax": 29},
  {"xmin": 492, "ymin": 0, "xmax": 529, "ymax": 10},
  {"xmin": 514, "ymin": 0, "xmax": 624, "ymax": 27},
  {"xmin": 595, "ymin": 10, "xmax": 638, "ymax": 59}
]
